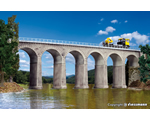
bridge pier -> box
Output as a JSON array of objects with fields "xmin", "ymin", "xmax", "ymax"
[
  {"xmin": 74, "ymin": 64, "xmax": 89, "ymax": 89},
  {"xmin": 53, "ymin": 63, "xmax": 67, "ymax": 89},
  {"xmin": 112, "ymin": 65, "xmax": 127, "ymax": 88},
  {"xmin": 94, "ymin": 64, "xmax": 108, "ymax": 88},
  {"xmin": 29, "ymin": 56, "xmax": 43, "ymax": 89}
]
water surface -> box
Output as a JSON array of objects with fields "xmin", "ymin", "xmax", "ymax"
[{"xmin": 0, "ymin": 84, "xmax": 150, "ymax": 109}]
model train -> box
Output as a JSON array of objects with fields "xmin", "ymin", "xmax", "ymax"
[{"xmin": 102, "ymin": 38, "xmax": 130, "ymax": 48}]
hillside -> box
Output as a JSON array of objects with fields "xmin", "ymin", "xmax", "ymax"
[
  {"xmin": 67, "ymin": 66, "xmax": 113, "ymax": 84},
  {"xmin": 12, "ymin": 65, "xmax": 129, "ymax": 85}
]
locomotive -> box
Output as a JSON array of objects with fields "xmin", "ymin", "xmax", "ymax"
[{"xmin": 102, "ymin": 38, "xmax": 130, "ymax": 48}]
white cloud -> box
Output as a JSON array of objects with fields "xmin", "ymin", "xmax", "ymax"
[
  {"xmin": 109, "ymin": 36, "xmax": 120, "ymax": 44},
  {"xmin": 125, "ymin": 20, "xmax": 128, "ymax": 23},
  {"xmin": 20, "ymin": 59, "xmax": 29, "ymax": 65},
  {"xmin": 46, "ymin": 60, "xmax": 53, "ymax": 63},
  {"xmin": 99, "ymin": 41, "xmax": 103, "ymax": 46},
  {"xmin": 87, "ymin": 58, "xmax": 94, "ymax": 70},
  {"xmin": 111, "ymin": 19, "xmax": 118, "ymax": 23},
  {"xmin": 45, "ymin": 65, "xmax": 53, "ymax": 69},
  {"xmin": 66, "ymin": 53, "xmax": 75, "ymax": 64},
  {"xmin": 20, "ymin": 65, "xmax": 29, "ymax": 67},
  {"xmin": 42, "ymin": 71, "xmax": 51, "ymax": 76},
  {"xmin": 97, "ymin": 26, "xmax": 116, "ymax": 35},
  {"xmin": 18, "ymin": 52, "xmax": 26, "ymax": 58},
  {"xmin": 66, "ymin": 73, "xmax": 74, "ymax": 76},
  {"xmin": 106, "ymin": 26, "xmax": 116, "ymax": 33},
  {"xmin": 107, "ymin": 31, "xmax": 150, "ymax": 45},
  {"xmin": 44, "ymin": 53, "xmax": 52, "ymax": 59},
  {"xmin": 132, "ymin": 31, "xmax": 149, "ymax": 44},
  {"xmin": 97, "ymin": 30, "xmax": 108, "ymax": 35},
  {"xmin": 100, "ymin": 18, "xmax": 104, "ymax": 21},
  {"xmin": 20, "ymin": 68, "xmax": 30, "ymax": 71},
  {"xmin": 130, "ymin": 43, "xmax": 136, "ymax": 46}
]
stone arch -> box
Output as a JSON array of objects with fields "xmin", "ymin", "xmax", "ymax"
[
  {"xmin": 18, "ymin": 46, "xmax": 42, "ymax": 89},
  {"xmin": 19, "ymin": 46, "xmax": 38, "ymax": 58},
  {"xmin": 106, "ymin": 52, "xmax": 126, "ymax": 88},
  {"xmin": 106, "ymin": 52, "xmax": 123, "ymax": 66},
  {"xmin": 87, "ymin": 50, "xmax": 104, "ymax": 65},
  {"xmin": 65, "ymin": 49, "xmax": 85, "ymax": 64},
  {"xmin": 41, "ymin": 48, "xmax": 66, "ymax": 89},
  {"xmin": 87, "ymin": 51, "xmax": 108, "ymax": 88},
  {"xmin": 125, "ymin": 54, "xmax": 139, "ymax": 67},
  {"xmin": 45, "ymin": 49, "xmax": 62, "ymax": 63},
  {"xmin": 65, "ymin": 49, "xmax": 88, "ymax": 89}
]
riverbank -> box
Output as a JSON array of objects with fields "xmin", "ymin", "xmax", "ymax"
[
  {"xmin": 128, "ymin": 80, "xmax": 150, "ymax": 90},
  {"xmin": 0, "ymin": 82, "xmax": 25, "ymax": 93}
]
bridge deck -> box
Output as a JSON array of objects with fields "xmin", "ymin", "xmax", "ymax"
[{"xmin": 19, "ymin": 38, "xmax": 140, "ymax": 52}]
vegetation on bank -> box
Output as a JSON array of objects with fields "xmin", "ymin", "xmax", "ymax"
[
  {"xmin": 0, "ymin": 15, "xmax": 19, "ymax": 87},
  {"xmin": 0, "ymin": 82, "xmax": 24, "ymax": 93},
  {"xmin": 138, "ymin": 44, "xmax": 150, "ymax": 84}
]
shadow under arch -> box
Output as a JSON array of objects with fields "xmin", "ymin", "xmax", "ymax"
[
  {"xmin": 126, "ymin": 54, "xmax": 139, "ymax": 67},
  {"xmin": 19, "ymin": 47, "xmax": 42, "ymax": 89},
  {"xmin": 88, "ymin": 51, "xmax": 108, "ymax": 88},
  {"xmin": 125, "ymin": 54, "xmax": 139, "ymax": 86},
  {"xmin": 65, "ymin": 50, "xmax": 88, "ymax": 89},
  {"xmin": 43, "ymin": 48, "xmax": 66, "ymax": 89},
  {"xmin": 107, "ymin": 53, "xmax": 126, "ymax": 88}
]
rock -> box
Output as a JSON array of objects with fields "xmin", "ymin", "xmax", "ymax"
[
  {"xmin": 128, "ymin": 80, "xmax": 141, "ymax": 87},
  {"xmin": 138, "ymin": 82, "xmax": 146, "ymax": 89}
]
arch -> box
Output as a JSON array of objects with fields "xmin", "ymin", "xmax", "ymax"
[
  {"xmin": 106, "ymin": 52, "xmax": 126, "ymax": 88},
  {"xmin": 45, "ymin": 49, "xmax": 62, "ymax": 64},
  {"xmin": 19, "ymin": 47, "xmax": 38, "ymax": 58},
  {"xmin": 65, "ymin": 50, "xmax": 85, "ymax": 64},
  {"xmin": 87, "ymin": 51, "xmax": 108, "ymax": 88},
  {"xmin": 41, "ymin": 49, "xmax": 66, "ymax": 89},
  {"xmin": 106, "ymin": 53, "xmax": 123, "ymax": 66},
  {"xmin": 87, "ymin": 50, "xmax": 104, "ymax": 65},
  {"xmin": 125, "ymin": 54, "xmax": 139, "ymax": 67},
  {"xmin": 18, "ymin": 46, "xmax": 42, "ymax": 89},
  {"xmin": 65, "ymin": 50, "xmax": 88, "ymax": 89}
]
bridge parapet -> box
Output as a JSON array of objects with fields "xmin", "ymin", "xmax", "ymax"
[{"xmin": 19, "ymin": 37, "xmax": 140, "ymax": 51}]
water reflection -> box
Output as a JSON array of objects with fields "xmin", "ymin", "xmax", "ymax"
[
  {"xmin": 110, "ymin": 88, "xmax": 127, "ymax": 109},
  {"xmin": 30, "ymin": 90, "xmax": 43, "ymax": 109},
  {"xmin": 74, "ymin": 89, "xmax": 89, "ymax": 109},
  {"xmin": 53, "ymin": 89, "xmax": 67, "ymax": 109},
  {"xmin": 94, "ymin": 89, "xmax": 109, "ymax": 109},
  {"xmin": 0, "ymin": 84, "xmax": 150, "ymax": 109}
]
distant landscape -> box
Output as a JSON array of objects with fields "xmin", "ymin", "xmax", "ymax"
[
  {"xmin": 66, "ymin": 66, "xmax": 113, "ymax": 84},
  {"xmin": 11, "ymin": 66, "xmax": 118, "ymax": 84}
]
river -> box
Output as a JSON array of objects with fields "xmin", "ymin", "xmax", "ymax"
[{"xmin": 0, "ymin": 84, "xmax": 150, "ymax": 109}]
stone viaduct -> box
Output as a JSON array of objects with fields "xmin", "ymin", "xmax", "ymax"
[{"xmin": 18, "ymin": 41, "xmax": 141, "ymax": 89}]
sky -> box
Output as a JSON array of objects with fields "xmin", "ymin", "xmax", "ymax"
[{"xmin": 0, "ymin": 11, "xmax": 150, "ymax": 76}]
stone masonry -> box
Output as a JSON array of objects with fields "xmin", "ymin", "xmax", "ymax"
[{"xmin": 18, "ymin": 41, "xmax": 141, "ymax": 89}]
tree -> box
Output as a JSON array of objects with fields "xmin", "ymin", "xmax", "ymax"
[
  {"xmin": 0, "ymin": 19, "xmax": 19, "ymax": 87},
  {"xmin": 138, "ymin": 44, "xmax": 150, "ymax": 83},
  {"xmin": 7, "ymin": 15, "xmax": 19, "ymax": 82},
  {"xmin": 139, "ymin": 44, "xmax": 150, "ymax": 59},
  {"xmin": 13, "ymin": 71, "xmax": 27, "ymax": 84}
]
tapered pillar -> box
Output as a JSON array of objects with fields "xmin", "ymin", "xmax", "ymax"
[
  {"xmin": 29, "ymin": 56, "xmax": 42, "ymax": 89},
  {"xmin": 94, "ymin": 64, "xmax": 108, "ymax": 88},
  {"xmin": 74, "ymin": 63, "xmax": 89, "ymax": 89},
  {"xmin": 112, "ymin": 65, "xmax": 127, "ymax": 88},
  {"xmin": 53, "ymin": 62, "xmax": 67, "ymax": 89}
]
